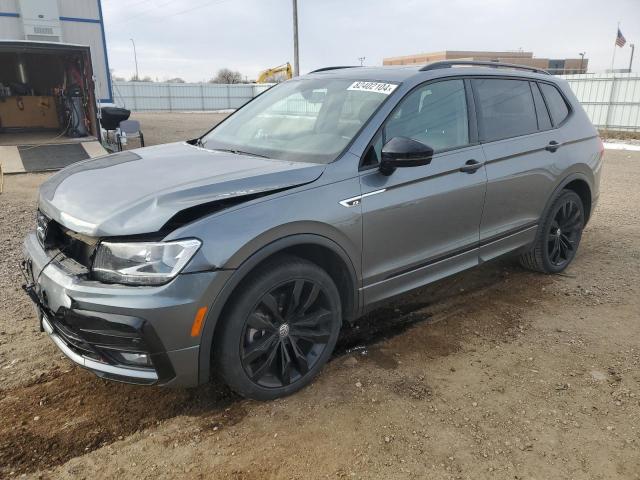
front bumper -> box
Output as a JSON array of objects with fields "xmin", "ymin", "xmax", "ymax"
[{"xmin": 22, "ymin": 232, "xmax": 230, "ymax": 387}]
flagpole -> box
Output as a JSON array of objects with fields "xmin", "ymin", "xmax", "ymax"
[{"xmin": 610, "ymin": 22, "xmax": 619, "ymax": 71}]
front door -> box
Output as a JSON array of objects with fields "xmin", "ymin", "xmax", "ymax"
[{"xmin": 358, "ymin": 79, "xmax": 488, "ymax": 306}]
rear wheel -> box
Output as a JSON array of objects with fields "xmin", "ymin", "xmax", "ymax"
[
  {"xmin": 213, "ymin": 255, "xmax": 342, "ymax": 400},
  {"xmin": 520, "ymin": 190, "xmax": 585, "ymax": 273}
]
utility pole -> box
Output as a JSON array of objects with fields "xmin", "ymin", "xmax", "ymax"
[
  {"xmin": 292, "ymin": 0, "xmax": 299, "ymax": 76},
  {"xmin": 358, "ymin": 56, "xmax": 365, "ymax": 67},
  {"xmin": 130, "ymin": 38, "xmax": 139, "ymax": 81},
  {"xmin": 579, "ymin": 52, "xmax": 585, "ymax": 73},
  {"xmin": 630, "ymin": 44, "xmax": 635, "ymax": 72}
]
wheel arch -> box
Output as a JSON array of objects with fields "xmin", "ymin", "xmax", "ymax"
[
  {"xmin": 545, "ymin": 172, "xmax": 594, "ymax": 225},
  {"xmin": 197, "ymin": 233, "xmax": 360, "ymax": 384},
  {"xmin": 563, "ymin": 178, "xmax": 592, "ymax": 223}
]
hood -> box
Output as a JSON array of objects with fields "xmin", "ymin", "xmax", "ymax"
[{"xmin": 39, "ymin": 142, "xmax": 325, "ymax": 236}]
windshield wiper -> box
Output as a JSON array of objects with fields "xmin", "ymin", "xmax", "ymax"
[{"xmin": 211, "ymin": 148, "xmax": 270, "ymax": 159}]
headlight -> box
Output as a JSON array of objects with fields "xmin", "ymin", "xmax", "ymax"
[{"xmin": 92, "ymin": 239, "xmax": 201, "ymax": 285}]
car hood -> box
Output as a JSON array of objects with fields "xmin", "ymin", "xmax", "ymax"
[{"xmin": 38, "ymin": 142, "xmax": 325, "ymax": 237}]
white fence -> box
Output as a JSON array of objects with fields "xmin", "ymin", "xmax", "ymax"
[
  {"xmin": 561, "ymin": 73, "xmax": 640, "ymax": 132},
  {"xmin": 111, "ymin": 81, "xmax": 273, "ymax": 112}
]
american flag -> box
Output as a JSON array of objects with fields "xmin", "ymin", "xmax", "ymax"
[{"xmin": 616, "ymin": 28, "xmax": 626, "ymax": 47}]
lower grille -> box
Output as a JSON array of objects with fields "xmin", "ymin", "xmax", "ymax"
[
  {"xmin": 53, "ymin": 320, "xmax": 102, "ymax": 360},
  {"xmin": 49, "ymin": 307, "xmax": 150, "ymax": 365}
]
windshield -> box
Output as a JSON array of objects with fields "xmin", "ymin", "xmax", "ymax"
[{"xmin": 201, "ymin": 78, "xmax": 397, "ymax": 163}]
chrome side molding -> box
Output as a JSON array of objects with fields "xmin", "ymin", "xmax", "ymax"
[{"xmin": 339, "ymin": 189, "xmax": 386, "ymax": 207}]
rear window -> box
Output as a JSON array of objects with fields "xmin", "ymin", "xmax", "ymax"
[
  {"xmin": 539, "ymin": 83, "xmax": 570, "ymax": 126},
  {"xmin": 473, "ymin": 79, "xmax": 538, "ymax": 142}
]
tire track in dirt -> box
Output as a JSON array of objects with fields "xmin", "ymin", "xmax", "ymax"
[{"xmin": 0, "ymin": 370, "xmax": 238, "ymax": 476}]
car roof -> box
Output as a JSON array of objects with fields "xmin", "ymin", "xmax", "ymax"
[{"xmin": 304, "ymin": 64, "xmax": 557, "ymax": 84}]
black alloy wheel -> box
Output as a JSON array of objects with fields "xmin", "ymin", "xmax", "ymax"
[
  {"xmin": 240, "ymin": 278, "xmax": 334, "ymax": 388},
  {"xmin": 214, "ymin": 255, "xmax": 342, "ymax": 400},
  {"xmin": 520, "ymin": 189, "xmax": 585, "ymax": 274},
  {"xmin": 547, "ymin": 198, "xmax": 583, "ymax": 267}
]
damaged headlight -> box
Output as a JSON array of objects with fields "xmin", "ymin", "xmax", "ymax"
[{"xmin": 92, "ymin": 239, "xmax": 201, "ymax": 286}]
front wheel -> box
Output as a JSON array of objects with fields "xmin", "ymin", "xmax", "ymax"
[
  {"xmin": 520, "ymin": 189, "xmax": 585, "ymax": 273},
  {"xmin": 213, "ymin": 255, "xmax": 342, "ymax": 400}
]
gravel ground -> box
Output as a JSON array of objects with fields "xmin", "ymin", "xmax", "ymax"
[
  {"xmin": 130, "ymin": 111, "xmax": 229, "ymax": 146},
  {"xmin": 1, "ymin": 117, "xmax": 639, "ymax": 478}
]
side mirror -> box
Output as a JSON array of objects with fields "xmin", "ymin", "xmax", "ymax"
[{"xmin": 380, "ymin": 136, "xmax": 433, "ymax": 175}]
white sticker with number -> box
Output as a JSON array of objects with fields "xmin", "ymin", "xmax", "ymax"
[{"xmin": 347, "ymin": 81, "xmax": 398, "ymax": 95}]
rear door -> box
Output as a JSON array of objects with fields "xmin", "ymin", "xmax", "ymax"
[
  {"xmin": 358, "ymin": 78, "xmax": 488, "ymax": 305},
  {"xmin": 472, "ymin": 77, "xmax": 564, "ymax": 261}
]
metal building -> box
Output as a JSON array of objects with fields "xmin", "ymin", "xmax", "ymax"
[
  {"xmin": 0, "ymin": 0, "xmax": 111, "ymax": 173},
  {"xmin": 0, "ymin": 0, "xmax": 112, "ymax": 103}
]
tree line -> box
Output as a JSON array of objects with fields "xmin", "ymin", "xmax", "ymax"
[{"xmin": 111, "ymin": 68, "xmax": 244, "ymax": 84}]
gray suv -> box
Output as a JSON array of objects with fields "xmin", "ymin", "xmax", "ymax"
[{"xmin": 22, "ymin": 61, "xmax": 603, "ymax": 400}]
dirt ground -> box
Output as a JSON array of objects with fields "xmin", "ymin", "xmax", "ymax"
[
  {"xmin": 130, "ymin": 111, "xmax": 229, "ymax": 146},
  {"xmin": 1, "ymin": 115, "xmax": 639, "ymax": 479}
]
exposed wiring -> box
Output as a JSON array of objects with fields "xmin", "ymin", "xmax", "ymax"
[{"xmin": 35, "ymin": 252, "xmax": 63, "ymax": 287}]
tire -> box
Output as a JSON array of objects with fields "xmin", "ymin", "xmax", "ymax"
[
  {"xmin": 213, "ymin": 255, "xmax": 342, "ymax": 400},
  {"xmin": 520, "ymin": 189, "xmax": 585, "ymax": 274}
]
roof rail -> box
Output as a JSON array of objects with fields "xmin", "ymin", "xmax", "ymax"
[
  {"xmin": 308, "ymin": 66, "xmax": 359, "ymax": 74},
  {"xmin": 420, "ymin": 60, "xmax": 550, "ymax": 75}
]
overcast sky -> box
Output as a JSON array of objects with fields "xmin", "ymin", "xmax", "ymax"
[{"xmin": 102, "ymin": 0, "xmax": 640, "ymax": 82}]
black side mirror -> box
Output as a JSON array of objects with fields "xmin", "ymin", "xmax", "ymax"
[{"xmin": 380, "ymin": 136, "xmax": 434, "ymax": 175}]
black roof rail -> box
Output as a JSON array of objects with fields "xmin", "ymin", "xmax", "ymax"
[
  {"xmin": 419, "ymin": 60, "xmax": 550, "ymax": 75},
  {"xmin": 308, "ymin": 66, "xmax": 359, "ymax": 73}
]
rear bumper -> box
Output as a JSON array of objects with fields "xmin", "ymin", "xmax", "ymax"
[{"xmin": 22, "ymin": 232, "xmax": 231, "ymax": 387}]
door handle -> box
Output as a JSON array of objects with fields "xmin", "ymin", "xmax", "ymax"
[
  {"xmin": 459, "ymin": 159, "xmax": 484, "ymax": 173},
  {"xmin": 545, "ymin": 140, "xmax": 561, "ymax": 152}
]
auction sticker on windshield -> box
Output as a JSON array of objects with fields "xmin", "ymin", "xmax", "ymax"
[{"xmin": 347, "ymin": 81, "xmax": 398, "ymax": 95}]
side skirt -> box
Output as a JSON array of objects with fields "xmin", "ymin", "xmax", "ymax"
[{"xmin": 361, "ymin": 222, "xmax": 538, "ymax": 310}]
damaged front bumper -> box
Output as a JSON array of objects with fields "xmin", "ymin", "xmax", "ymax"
[{"xmin": 21, "ymin": 232, "xmax": 228, "ymax": 387}]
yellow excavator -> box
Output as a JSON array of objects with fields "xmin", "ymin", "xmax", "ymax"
[{"xmin": 256, "ymin": 63, "xmax": 293, "ymax": 83}]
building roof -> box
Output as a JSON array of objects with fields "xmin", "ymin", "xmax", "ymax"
[{"xmin": 384, "ymin": 50, "xmax": 535, "ymax": 62}]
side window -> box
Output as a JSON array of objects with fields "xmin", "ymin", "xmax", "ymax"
[
  {"xmin": 384, "ymin": 79, "xmax": 469, "ymax": 152},
  {"xmin": 473, "ymin": 79, "xmax": 538, "ymax": 141},
  {"xmin": 531, "ymin": 82, "xmax": 552, "ymax": 130},
  {"xmin": 539, "ymin": 83, "xmax": 570, "ymax": 126}
]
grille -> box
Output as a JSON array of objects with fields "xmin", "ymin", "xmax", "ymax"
[
  {"xmin": 37, "ymin": 211, "xmax": 96, "ymax": 269},
  {"xmin": 33, "ymin": 26, "xmax": 54, "ymax": 35}
]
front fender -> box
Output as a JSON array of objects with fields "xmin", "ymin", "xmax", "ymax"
[{"xmin": 195, "ymin": 233, "xmax": 360, "ymax": 385}]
